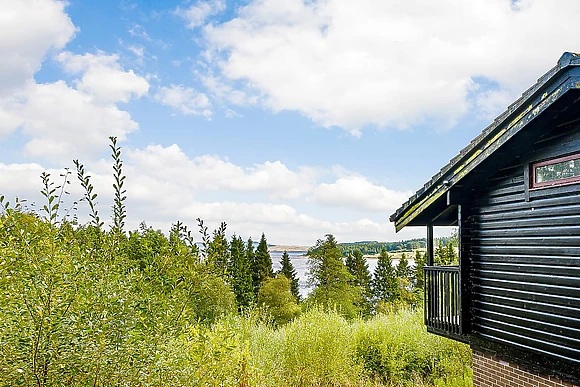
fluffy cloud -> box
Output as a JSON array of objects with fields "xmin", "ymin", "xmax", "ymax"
[
  {"xmin": 126, "ymin": 144, "xmax": 316, "ymax": 199},
  {"xmin": 176, "ymin": 0, "xmax": 226, "ymax": 29},
  {"xmin": 55, "ymin": 52, "xmax": 150, "ymax": 103},
  {"xmin": 0, "ymin": 0, "xmax": 75, "ymax": 94},
  {"xmin": 314, "ymin": 175, "xmax": 412, "ymax": 212},
  {"xmin": 125, "ymin": 144, "xmax": 411, "ymax": 215},
  {"xmin": 5, "ymin": 81, "xmax": 138, "ymax": 160},
  {"xmin": 155, "ymin": 85, "xmax": 212, "ymax": 117},
  {"xmin": 202, "ymin": 0, "xmax": 580, "ymax": 134},
  {"xmin": 0, "ymin": 0, "xmax": 148, "ymax": 162}
]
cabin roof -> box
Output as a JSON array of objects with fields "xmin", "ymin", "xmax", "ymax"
[{"xmin": 390, "ymin": 52, "xmax": 580, "ymax": 232}]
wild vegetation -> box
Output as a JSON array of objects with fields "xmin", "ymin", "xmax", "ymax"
[{"xmin": 0, "ymin": 137, "xmax": 470, "ymax": 386}]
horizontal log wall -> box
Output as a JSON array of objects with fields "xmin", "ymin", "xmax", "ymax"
[{"xmin": 468, "ymin": 123, "xmax": 580, "ymax": 365}]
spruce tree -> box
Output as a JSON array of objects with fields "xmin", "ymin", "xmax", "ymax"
[
  {"xmin": 372, "ymin": 248, "xmax": 398, "ymax": 303},
  {"xmin": 253, "ymin": 233, "xmax": 273, "ymax": 295},
  {"xmin": 345, "ymin": 251, "xmax": 355, "ymax": 275},
  {"xmin": 229, "ymin": 235, "xmax": 254, "ymax": 308},
  {"xmin": 395, "ymin": 252, "xmax": 414, "ymax": 305},
  {"xmin": 246, "ymin": 237, "xmax": 255, "ymax": 267},
  {"xmin": 414, "ymin": 250, "xmax": 427, "ymax": 289},
  {"xmin": 445, "ymin": 241, "xmax": 458, "ymax": 265},
  {"xmin": 307, "ymin": 234, "xmax": 361, "ymax": 318},
  {"xmin": 396, "ymin": 252, "xmax": 411, "ymax": 280},
  {"xmin": 279, "ymin": 250, "xmax": 300, "ymax": 302},
  {"xmin": 434, "ymin": 240, "xmax": 445, "ymax": 265},
  {"xmin": 348, "ymin": 249, "xmax": 372, "ymax": 290},
  {"xmin": 207, "ymin": 222, "xmax": 229, "ymax": 273},
  {"xmin": 346, "ymin": 249, "xmax": 372, "ymax": 314}
]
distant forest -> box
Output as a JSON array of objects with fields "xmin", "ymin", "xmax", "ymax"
[{"xmin": 338, "ymin": 236, "xmax": 456, "ymax": 255}]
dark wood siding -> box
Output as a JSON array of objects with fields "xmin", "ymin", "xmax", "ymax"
[{"xmin": 467, "ymin": 123, "xmax": 580, "ymax": 365}]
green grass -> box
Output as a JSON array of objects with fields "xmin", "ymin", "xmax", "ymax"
[{"xmin": 152, "ymin": 308, "xmax": 472, "ymax": 387}]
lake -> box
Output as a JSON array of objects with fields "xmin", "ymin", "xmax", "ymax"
[{"xmin": 269, "ymin": 251, "xmax": 414, "ymax": 298}]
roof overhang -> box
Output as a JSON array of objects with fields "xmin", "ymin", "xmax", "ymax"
[{"xmin": 390, "ymin": 52, "xmax": 580, "ymax": 232}]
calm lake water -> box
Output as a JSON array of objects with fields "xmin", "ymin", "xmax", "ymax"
[{"xmin": 270, "ymin": 251, "xmax": 413, "ymax": 298}]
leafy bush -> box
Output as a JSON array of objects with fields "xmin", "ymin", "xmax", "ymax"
[
  {"xmin": 257, "ymin": 275, "xmax": 301, "ymax": 325},
  {"xmin": 353, "ymin": 309, "xmax": 472, "ymax": 386},
  {"xmin": 0, "ymin": 209, "xmax": 236, "ymax": 386}
]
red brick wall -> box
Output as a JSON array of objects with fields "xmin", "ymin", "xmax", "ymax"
[{"xmin": 473, "ymin": 350, "xmax": 579, "ymax": 387}]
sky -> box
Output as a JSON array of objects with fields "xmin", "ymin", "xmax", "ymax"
[{"xmin": 1, "ymin": 0, "xmax": 579, "ymax": 245}]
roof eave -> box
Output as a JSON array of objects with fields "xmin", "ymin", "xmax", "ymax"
[{"xmin": 391, "ymin": 53, "xmax": 580, "ymax": 232}]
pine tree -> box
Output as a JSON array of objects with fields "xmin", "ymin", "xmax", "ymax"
[
  {"xmin": 414, "ymin": 250, "xmax": 427, "ymax": 289},
  {"xmin": 435, "ymin": 239, "xmax": 458, "ymax": 266},
  {"xmin": 207, "ymin": 222, "xmax": 229, "ymax": 273},
  {"xmin": 345, "ymin": 251, "xmax": 355, "ymax": 275},
  {"xmin": 307, "ymin": 234, "xmax": 361, "ymax": 318},
  {"xmin": 434, "ymin": 239, "xmax": 448, "ymax": 265},
  {"xmin": 445, "ymin": 241, "xmax": 458, "ymax": 265},
  {"xmin": 279, "ymin": 250, "xmax": 300, "ymax": 302},
  {"xmin": 396, "ymin": 252, "xmax": 411, "ymax": 280},
  {"xmin": 246, "ymin": 237, "xmax": 255, "ymax": 266},
  {"xmin": 346, "ymin": 249, "xmax": 372, "ymax": 314},
  {"xmin": 253, "ymin": 233, "xmax": 273, "ymax": 295},
  {"xmin": 229, "ymin": 235, "xmax": 254, "ymax": 308},
  {"xmin": 372, "ymin": 248, "xmax": 398, "ymax": 303},
  {"xmin": 348, "ymin": 250, "xmax": 371, "ymax": 289}
]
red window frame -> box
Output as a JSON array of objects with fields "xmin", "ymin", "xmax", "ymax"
[{"xmin": 531, "ymin": 153, "xmax": 580, "ymax": 189}]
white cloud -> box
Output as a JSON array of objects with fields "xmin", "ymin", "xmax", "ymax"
[
  {"xmin": 155, "ymin": 85, "xmax": 212, "ymax": 117},
  {"xmin": 202, "ymin": 0, "xmax": 580, "ymax": 134},
  {"xmin": 126, "ymin": 144, "xmax": 316, "ymax": 198},
  {"xmin": 176, "ymin": 0, "xmax": 226, "ymax": 29},
  {"xmin": 128, "ymin": 45, "xmax": 145, "ymax": 59},
  {"xmin": 0, "ymin": 0, "xmax": 148, "ymax": 161},
  {"xmin": 8, "ymin": 81, "xmax": 138, "ymax": 161},
  {"xmin": 0, "ymin": 50, "xmax": 147, "ymax": 161},
  {"xmin": 55, "ymin": 51, "xmax": 150, "ymax": 103},
  {"xmin": 0, "ymin": 0, "xmax": 76, "ymax": 95},
  {"xmin": 314, "ymin": 175, "xmax": 412, "ymax": 212},
  {"xmin": 201, "ymin": 74, "xmax": 258, "ymax": 106},
  {"xmin": 128, "ymin": 24, "xmax": 151, "ymax": 41}
]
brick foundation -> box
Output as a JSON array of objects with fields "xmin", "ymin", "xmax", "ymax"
[{"xmin": 473, "ymin": 351, "xmax": 579, "ymax": 387}]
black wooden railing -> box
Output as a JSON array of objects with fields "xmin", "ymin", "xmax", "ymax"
[{"xmin": 424, "ymin": 265, "xmax": 462, "ymax": 335}]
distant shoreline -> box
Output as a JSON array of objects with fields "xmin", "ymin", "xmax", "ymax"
[{"xmin": 268, "ymin": 245, "xmax": 309, "ymax": 253}]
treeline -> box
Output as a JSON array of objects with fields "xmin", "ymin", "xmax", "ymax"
[
  {"xmin": 338, "ymin": 236, "xmax": 457, "ymax": 255},
  {"xmin": 0, "ymin": 137, "xmax": 468, "ymax": 386},
  {"xmin": 338, "ymin": 239, "xmax": 426, "ymax": 254}
]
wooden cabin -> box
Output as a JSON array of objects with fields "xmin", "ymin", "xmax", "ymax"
[{"xmin": 390, "ymin": 52, "xmax": 580, "ymax": 387}]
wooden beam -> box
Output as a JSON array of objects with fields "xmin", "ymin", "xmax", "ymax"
[
  {"xmin": 427, "ymin": 224, "xmax": 434, "ymax": 266},
  {"xmin": 447, "ymin": 189, "xmax": 467, "ymax": 206}
]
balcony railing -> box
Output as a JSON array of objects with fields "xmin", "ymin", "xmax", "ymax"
[{"xmin": 424, "ymin": 265, "xmax": 462, "ymax": 335}]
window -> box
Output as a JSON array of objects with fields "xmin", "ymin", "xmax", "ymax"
[{"xmin": 531, "ymin": 153, "xmax": 580, "ymax": 188}]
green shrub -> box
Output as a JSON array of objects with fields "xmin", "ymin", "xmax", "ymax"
[
  {"xmin": 257, "ymin": 275, "xmax": 301, "ymax": 325},
  {"xmin": 353, "ymin": 309, "xmax": 472, "ymax": 386}
]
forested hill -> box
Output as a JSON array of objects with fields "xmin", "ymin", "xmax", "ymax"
[{"xmin": 338, "ymin": 237, "xmax": 455, "ymax": 255}]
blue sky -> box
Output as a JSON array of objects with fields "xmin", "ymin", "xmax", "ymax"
[{"xmin": 1, "ymin": 0, "xmax": 579, "ymax": 245}]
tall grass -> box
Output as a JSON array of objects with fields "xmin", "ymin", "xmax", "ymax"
[{"xmin": 151, "ymin": 308, "xmax": 472, "ymax": 387}]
